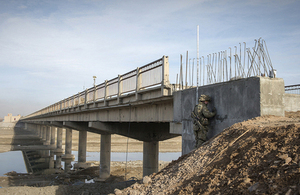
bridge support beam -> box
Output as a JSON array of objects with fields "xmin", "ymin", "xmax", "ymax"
[
  {"xmin": 44, "ymin": 126, "xmax": 51, "ymax": 145},
  {"xmin": 78, "ymin": 131, "xmax": 87, "ymax": 163},
  {"xmin": 55, "ymin": 127, "xmax": 63, "ymax": 153},
  {"xmin": 143, "ymin": 141, "xmax": 159, "ymax": 176},
  {"xmin": 75, "ymin": 131, "xmax": 90, "ymax": 169},
  {"xmin": 62, "ymin": 128, "xmax": 75, "ymax": 160},
  {"xmin": 49, "ymin": 126, "xmax": 56, "ymax": 169},
  {"xmin": 42, "ymin": 126, "xmax": 47, "ymax": 142},
  {"xmin": 95, "ymin": 134, "xmax": 111, "ymax": 181}
]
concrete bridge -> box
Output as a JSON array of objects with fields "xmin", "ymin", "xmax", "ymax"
[{"xmin": 20, "ymin": 55, "xmax": 300, "ymax": 180}]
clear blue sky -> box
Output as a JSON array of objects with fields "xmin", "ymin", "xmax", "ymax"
[{"xmin": 0, "ymin": 0, "xmax": 299, "ymax": 117}]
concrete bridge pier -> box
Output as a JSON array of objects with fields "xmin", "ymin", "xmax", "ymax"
[
  {"xmin": 62, "ymin": 128, "xmax": 75, "ymax": 161},
  {"xmin": 42, "ymin": 126, "xmax": 47, "ymax": 142},
  {"xmin": 49, "ymin": 126, "xmax": 56, "ymax": 169},
  {"xmin": 94, "ymin": 134, "xmax": 111, "ymax": 181},
  {"xmin": 45, "ymin": 126, "xmax": 51, "ymax": 145},
  {"xmin": 143, "ymin": 141, "xmax": 159, "ymax": 177},
  {"xmin": 37, "ymin": 125, "xmax": 42, "ymax": 139},
  {"xmin": 55, "ymin": 127, "xmax": 64, "ymax": 153},
  {"xmin": 54, "ymin": 127, "xmax": 63, "ymax": 170},
  {"xmin": 56, "ymin": 154, "xmax": 62, "ymax": 170},
  {"xmin": 75, "ymin": 131, "xmax": 90, "ymax": 169}
]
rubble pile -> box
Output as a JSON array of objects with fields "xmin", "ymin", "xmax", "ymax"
[{"xmin": 119, "ymin": 114, "xmax": 300, "ymax": 194}]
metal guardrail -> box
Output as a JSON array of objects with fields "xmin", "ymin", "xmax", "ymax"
[
  {"xmin": 24, "ymin": 56, "xmax": 170, "ymax": 119},
  {"xmin": 285, "ymin": 84, "xmax": 300, "ymax": 94}
]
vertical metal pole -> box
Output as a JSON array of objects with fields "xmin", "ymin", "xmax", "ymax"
[
  {"xmin": 196, "ymin": 25, "xmax": 199, "ymax": 104},
  {"xmin": 189, "ymin": 58, "xmax": 191, "ymax": 88},
  {"xmin": 192, "ymin": 58, "xmax": 195, "ymax": 86},
  {"xmin": 176, "ymin": 74, "xmax": 178, "ymax": 90},
  {"xmin": 202, "ymin": 56, "xmax": 205, "ymax": 86},
  {"xmin": 185, "ymin": 51, "xmax": 188, "ymax": 89},
  {"xmin": 229, "ymin": 47, "xmax": 232, "ymax": 79}
]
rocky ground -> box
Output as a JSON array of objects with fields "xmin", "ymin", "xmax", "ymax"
[
  {"xmin": 0, "ymin": 111, "xmax": 300, "ymax": 194},
  {"xmin": 119, "ymin": 111, "xmax": 300, "ymax": 195}
]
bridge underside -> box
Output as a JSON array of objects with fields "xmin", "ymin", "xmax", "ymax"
[{"xmin": 41, "ymin": 121, "xmax": 176, "ymax": 142}]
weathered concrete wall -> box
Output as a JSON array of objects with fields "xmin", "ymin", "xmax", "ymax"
[
  {"xmin": 3, "ymin": 113, "xmax": 21, "ymax": 123},
  {"xmin": 284, "ymin": 93, "xmax": 300, "ymax": 112},
  {"xmin": 173, "ymin": 76, "xmax": 285, "ymax": 155}
]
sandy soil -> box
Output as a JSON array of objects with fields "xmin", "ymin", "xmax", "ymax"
[{"xmin": 1, "ymin": 111, "xmax": 300, "ymax": 194}]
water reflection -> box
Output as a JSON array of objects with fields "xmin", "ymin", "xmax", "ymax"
[{"xmin": 0, "ymin": 151, "xmax": 27, "ymax": 176}]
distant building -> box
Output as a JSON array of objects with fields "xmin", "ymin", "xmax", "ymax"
[{"xmin": 3, "ymin": 113, "xmax": 21, "ymax": 123}]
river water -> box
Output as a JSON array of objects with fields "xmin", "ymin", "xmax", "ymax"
[{"xmin": 0, "ymin": 151, "xmax": 181, "ymax": 176}]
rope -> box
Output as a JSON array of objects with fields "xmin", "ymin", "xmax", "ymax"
[{"xmin": 125, "ymin": 104, "xmax": 131, "ymax": 181}]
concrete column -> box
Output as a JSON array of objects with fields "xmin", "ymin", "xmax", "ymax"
[
  {"xmin": 56, "ymin": 154, "xmax": 62, "ymax": 169},
  {"xmin": 143, "ymin": 141, "xmax": 159, "ymax": 177},
  {"xmin": 45, "ymin": 126, "xmax": 51, "ymax": 145},
  {"xmin": 64, "ymin": 160, "xmax": 72, "ymax": 172},
  {"xmin": 78, "ymin": 131, "xmax": 87, "ymax": 163},
  {"xmin": 55, "ymin": 127, "xmax": 63, "ymax": 153},
  {"xmin": 62, "ymin": 128, "xmax": 75, "ymax": 160},
  {"xmin": 42, "ymin": 126, "xmax": 47, "ymax": 141},
  {"xmin": 98, "ymin": 134, "xmax": 111, "ymax": 180},
  {"xmin": 50, "ymin": 126, "xmax": 56, "ymax": 146},
  {"xmin": 48, "ymin": 126, "xmax": 56, "ymax": 169},
  {"xmin": 38, "ymin": 125, "xmax": 42, "ymax": 138}
]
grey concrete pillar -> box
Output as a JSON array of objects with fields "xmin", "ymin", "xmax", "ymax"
[
  {"xmin": 78, "ymin": 131, "xmax": 87, "ymax": 163},
  {"xmin": 56, "ymin": 154, "xmax": 62, "ymax": 169},
  {"xmin": 62, "ymin": 128, "xmax": 75, "ymax": 160},
  {"xmin": 38, "ymin": 125, "xmax": 42, "ymax": 138},
  {"xmin": 55, "ymin": 127, "xmax": 63, "ymax": 153},
  {"xmin": 64, "ymin": 160, "xmax": 72, "ymax": 172},
  {"xmin": 143, "ymin": 141, "xmax": 159, "ymax": 177},
  {"xmin": 50, "ymin": 126, "xmax": 56, "ymax": 146},
  {"xmin": 45, "ymin": 126, "xmax": 51, "ymax": 145},
  {"xmin": 42, "ymin": 126, "xmax": 47, "ymax": 141},
  {"xmin": 99, "ymin": 134, "xmax": 111, "ymax": 180},
  {"xmin": 48, "ymin": 126, "xmax": 56, "ymax": 169},
  {"xmin": 49, "ymin": 155, "xmax": 55, "ymax": 169}
]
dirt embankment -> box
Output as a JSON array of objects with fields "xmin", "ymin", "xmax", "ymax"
[{"xmin": 119, "ymin": 112, "xmax": 300, "ymax": 195}]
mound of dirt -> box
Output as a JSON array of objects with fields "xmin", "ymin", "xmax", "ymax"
[{"xmin": 120, "ymin": 114, "xmax": 300, "ymax": 195}]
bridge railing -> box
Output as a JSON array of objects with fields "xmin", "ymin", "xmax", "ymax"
[
  {"xmin": 23, "ymin": 56, "xmax": 170, "ymax": 119},
  {"xmin": 285, "ymin": 84, "xmax": 300, "ymax": 94}
]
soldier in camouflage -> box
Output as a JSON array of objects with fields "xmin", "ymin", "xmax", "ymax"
[{"xmin": 191, "ymin": 94, "xmax": 216, "ymax": 148}]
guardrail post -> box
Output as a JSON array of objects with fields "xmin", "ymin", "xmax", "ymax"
[
  {"xmin": 59, "ymin": 102, "xmax": 62, "ymax": 113},
  {"xmin": 117, "ymin": 75, "xmax": 122, "ymax": 104},
  {"xmin": 93, "ymin": 85, "xmax": 96, "ymax": 104},
  {"xmin": 84, "ymin": 89, "xmax": 87, "ymax": 109},
  {"xmin": 161, "ymin": 55, "xmax": 170, "ymax": 96},
  {"xmin": 136, "ymin": 67, "xmax": 142, "ymax": 100},
  {"xmin": 104, "ymin": 80, "xmax": 108, "ymax": 106}
]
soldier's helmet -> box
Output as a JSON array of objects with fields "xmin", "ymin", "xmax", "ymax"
[{"xmin": 199, "ymin": 94, "xmax": 211, "ymax": 102}]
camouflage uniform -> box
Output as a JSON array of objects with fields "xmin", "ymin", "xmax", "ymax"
[{"xmin": 192, "ymin": 95, "xmax": 216, "ymax": 148}]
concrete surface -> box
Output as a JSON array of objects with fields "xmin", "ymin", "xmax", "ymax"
[
  {"xmin": 284, "ymin": 93, "xmax": 300, "ymax": 112},
  {"xmin": 173, "ymin": 76, "xmax": 286, "ymax": 155}
]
